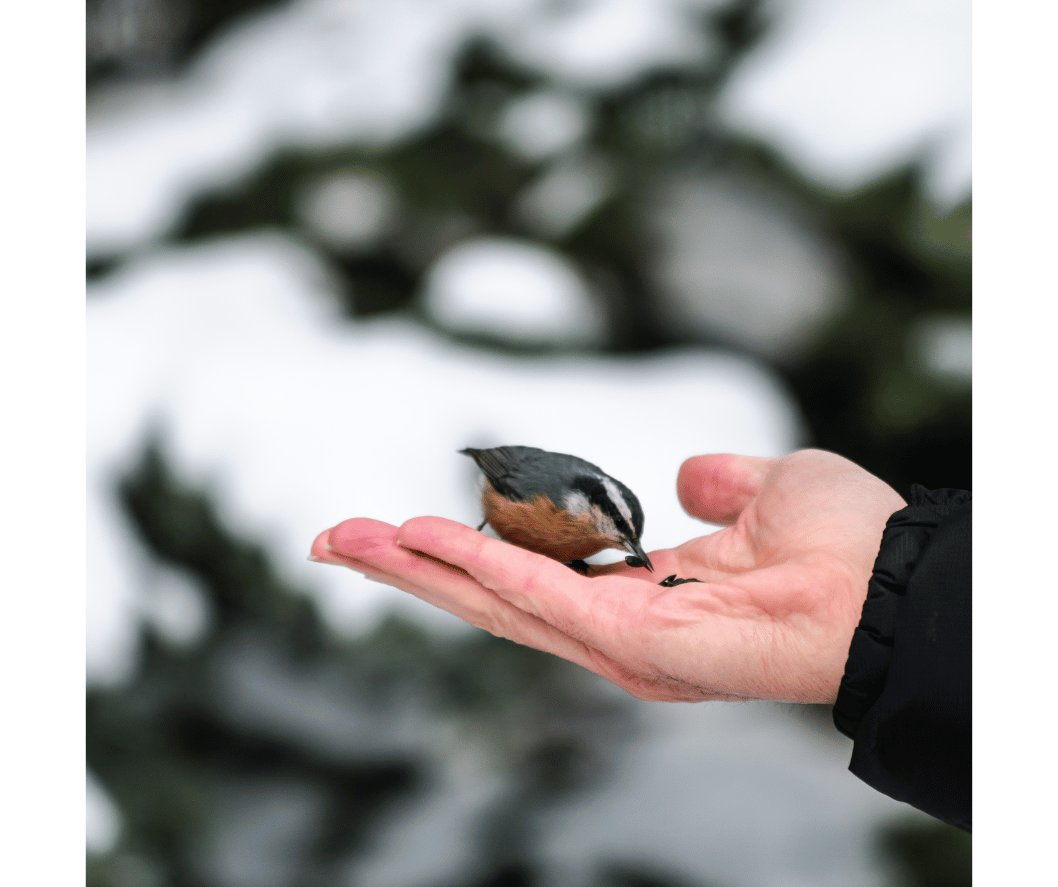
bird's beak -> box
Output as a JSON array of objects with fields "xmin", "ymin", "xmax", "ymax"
[{"xmin": 626, "ymin": 539, "xmax": 654, "ymax": 572}]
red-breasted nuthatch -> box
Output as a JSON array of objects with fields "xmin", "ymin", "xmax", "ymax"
[{"xmin": 461, "ymin": 445, "xmax": 654, "ymax": 574}]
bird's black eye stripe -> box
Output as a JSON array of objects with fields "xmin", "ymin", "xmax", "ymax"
[{"xmin": 571, "ymin": 476, "xmax": 638, "ymax": 541}]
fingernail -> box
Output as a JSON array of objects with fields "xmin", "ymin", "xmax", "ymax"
[{"xmin": 308, "ymin": 553, "xmax": 344, "ymax": 566}]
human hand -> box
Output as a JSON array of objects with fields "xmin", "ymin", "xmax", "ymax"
[{"xmin": 310, "ymin": 450, "xmax": 905, "ymax": 705}]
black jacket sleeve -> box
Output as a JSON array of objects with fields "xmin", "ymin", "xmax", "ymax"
[{"xmin": 832, "ymin": 486, "xmax": 971, "ymax": 832}]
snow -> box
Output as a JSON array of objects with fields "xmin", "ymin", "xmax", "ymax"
[
  {"xmin": 718, "ymin": 0, "xmax": 971, "ymax": 210},
  {"xmin": 538, "ymin": 700, "xmax": 926, "ymax": 887},
  {"xmin": 87, "ymin": 0, "xmax": 970, "ymax": 256},
  {"xmin": 86, "ymin": 0, "xmax": 524, "ymax": 253},
  {"xmin": 86, "ymin": 770, "xmax": 122, "ymax": 854},
  {"xmin": 514, "ymin": 154, "xmax": 616, "ymax": 239},
  {"xmin": 85, "ymin": 0, "xmax": 715, "ymax": 255},
  {"xmin": 908, "ymin": 313, "xmax": 973, "ymax": 385},
  {"xmin": 83, "ymin": 0, "xmax": 970, "ymax": 867},
  {"xmin": 501, "ymin": 0, "xmax": 721, "ymax": 88},
  {"xmin": 296, "ymin": 170, "xmax": 398, "ymax": 252},
  {"xmin": 649, "ymin": 173, "xmax": 847, "ymax": 360},
  {"xmin": 422, "ymin": 236, "xmax": 607, "ymax": 345},
  {"xmin": 496, "ymin": 90, "xmax": 591, "ymax": 161},
  {"xmin": 87, "ymin": 231, "xmax": 800, "ymax": 681},
  {"xmin": 354, "ymin": 694, "xmax": 927, "ymax": 887}
]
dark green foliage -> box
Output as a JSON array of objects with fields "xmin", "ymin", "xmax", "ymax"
[
  {"xmin": 594, "ymin": 861, "xmax": 725, "ymax": 887},
  {"xmin": 89, "ymin": 441, "xmax": 637, "ymax": 885},
  {"xmin": 90, "ymin": 442, "xmax": 424, "ymax": 884},
  {"xmin": 782, "ymin": 170, "xmax": 971, "ymax": 491},
  {"xmin": 116, "ymin": 15, "xmax": 969, "ymax": 493},
  {"xmin": 877, "ymin": 820, "xmax": 973, "ymax": 887},
  {"xmin": 87, "ymin": 1, "xmax": 971, "ymax": 882},
  {"xmin": 87, "ymin": 0, "xmax": 295, "ymax": 87}
]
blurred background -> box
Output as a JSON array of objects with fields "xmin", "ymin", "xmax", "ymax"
[{"xmin": 85, "ymin": 1, "xmax": 971, "ymax": 885}]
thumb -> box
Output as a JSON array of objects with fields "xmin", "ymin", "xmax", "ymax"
[{"xmin": 677, "ymin": 454, "xmax": 777, "ymax": 525}]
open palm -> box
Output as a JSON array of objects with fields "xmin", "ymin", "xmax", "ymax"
[{"xmin": 311, "ymin": 450, "xmax": 905, "ymax": 705}]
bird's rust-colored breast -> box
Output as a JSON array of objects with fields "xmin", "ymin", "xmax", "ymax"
[{"xmin": 481, "ymin": 487, "xmax": 611, "ymax": 561}]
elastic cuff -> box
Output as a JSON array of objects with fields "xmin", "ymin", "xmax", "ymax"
[{"xmin": 832, "ymin": 486, "xmax": 972, "ymax": 738}]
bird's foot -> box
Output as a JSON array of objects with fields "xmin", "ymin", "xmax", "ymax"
[
  {"xmin": 567, "ymin": 560, "xmax": 590, "ymax": 575},
  {"xmin": 624, "ymin": 555, "xmax": 647, "ymax": 569}
]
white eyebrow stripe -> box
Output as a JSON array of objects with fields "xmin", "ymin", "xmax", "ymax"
[{"xmin": 600, "ymin": 475, "xmax": 633, "ymax": 526}]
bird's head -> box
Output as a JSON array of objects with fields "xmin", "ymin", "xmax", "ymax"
[{"xmin": 562, "ymin": 472, "xmax": 653, "ymax": 571}]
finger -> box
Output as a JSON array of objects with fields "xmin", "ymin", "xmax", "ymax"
[
  {"xmin": 395, "ymin": 516, "xmax": 695, "ymax": 672},
  {"xmin": 395, "ymin": 516, "xmax": 599, "ymax": 630},
  {"xmin": 310, "ymin": 525, "xmax": 354, "ymax": 564},
  {"xmin": 319, "ymin": 518, "xmax": 632, "ymax": 685},
  {"xmin": 677, "ymin": 453, "xmax": 777, "ymax": 525},
  {"xmin": 314, "ymin": 520, "xmax": 740, "ymax": 702},
  {"xmin": 323, "ymin": 518, "xmax": 472, "ymax": 580}
]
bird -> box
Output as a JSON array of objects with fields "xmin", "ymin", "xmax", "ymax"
[{"xmin": 460, "ymin": 445, "xmax": 654, "ymax": 574}]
